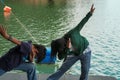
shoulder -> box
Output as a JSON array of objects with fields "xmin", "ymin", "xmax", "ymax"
[
  {"xmin": 20, "ymin": 41, "xmax": 32, "ymax": 54},
  {"xmin": 21, "ymin": 41, "xmax": 32, "ymax": 46}
]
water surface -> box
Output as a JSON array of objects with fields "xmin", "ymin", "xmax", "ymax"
[{"xmin": 0, "ymin": 0, "xmax": 120, "ymax": 79}]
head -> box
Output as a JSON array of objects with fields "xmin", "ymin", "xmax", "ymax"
[
  {"xmin": 51, "ymin": 37, "xmax": 68, "ymax": 60},
  {"xmin": 33, "ymin": 44, "xmax": 46, "ymax": 63}
]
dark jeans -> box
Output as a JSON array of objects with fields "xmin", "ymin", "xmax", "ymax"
[
  {"xmin": 0, "ymin": 63, "xmax": 37, "ymax": 80},
  {"xmin": 47, "ymin": 47, "xmax": 91, "ymax": 80}
]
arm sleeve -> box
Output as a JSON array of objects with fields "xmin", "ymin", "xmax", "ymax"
[{"xmin": 74, "ymin": 12, "xmax": 92, "ymax": 31}]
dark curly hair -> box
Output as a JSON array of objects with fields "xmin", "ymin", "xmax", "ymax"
[{"xmin": 33, "ymin": 44, "xmax": 46, "ymax": 63}]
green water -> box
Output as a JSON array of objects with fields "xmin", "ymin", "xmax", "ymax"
[
  {"xmin": 0, "ymin": 0, "xmax": 120, "ymax": 79},
  {"xmin": 0, "ymin": 0, "xmax": 80, "ymax": 74},
  {"xmin": 1, "ymin": 0, "xmax": 68, "ymax": 44}
]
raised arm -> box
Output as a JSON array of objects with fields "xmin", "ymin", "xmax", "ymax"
[
  {"xmin": 74, "ymin": 4, "xmax": 95, "ymax": 31},
  {"xmin": 0, "ymin": 25, "xmax": 21, "ymax": 45}
]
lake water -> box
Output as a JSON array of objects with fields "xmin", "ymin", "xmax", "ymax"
[{"xmin": 0, "ymin": 0, "xmax": 120, "ymax": 80}]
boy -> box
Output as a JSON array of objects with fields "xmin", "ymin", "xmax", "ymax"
[{"xmin": 0, "ymin": 25, "xmax": 46, "ymax": 80}]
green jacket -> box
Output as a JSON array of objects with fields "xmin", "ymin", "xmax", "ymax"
[{"xmin": 65, "ymin": 12, "xmax": 92, "ymax": 55}]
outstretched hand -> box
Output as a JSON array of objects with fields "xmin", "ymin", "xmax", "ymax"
[
  {"xmin": 0, "ymin": 24, "xmax": 9, "ymax": 39},
  {"xmin": 0, "ymin": 24, "xmax": 21, "ymax": 45},
  {"xmin": 90, "ymin": 4, "xmax": 95, "ymax": 14}
]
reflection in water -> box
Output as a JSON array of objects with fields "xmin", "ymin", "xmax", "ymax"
[
  {"xmin": 16, "ymin": 0, "xmax": 67, "ymax": 6},
  {"xmin": 23, "ymin": 0, "xmax": 41, "ymax": 6},
  {"xmin": 4, "ymin": 11, "xmax": 11, "ymax": 21},
  {"xmin": 3, "ymin": 6, "xmax": 12, "ymax": 21}
]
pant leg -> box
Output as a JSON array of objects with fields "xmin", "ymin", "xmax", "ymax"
[
  {"xmin": 80, "ymin": 51, "xmax": 91, "ymax": 80},
  {"xmin": 0, "ymin": 69, "xmax": 6, "ymax": 76},
  {"xmin": 14, "ymin": 63, "xmax": 37, "ymax": 80},
  {"xmin": 47, "ymin": 56, "xmax": 79, "ymax": 80}
]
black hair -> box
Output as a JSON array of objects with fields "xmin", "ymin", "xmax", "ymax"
[
  {"xmin": 51, "ymin": 36, "xmax": 69, "ymax": 60},
  {"xmin": 51, "ymin": 40, "xmax": 57, "ymax": 58},
  {"xmin": 33, "ymin": 44, "xmax": 46, "ymax": 63}
]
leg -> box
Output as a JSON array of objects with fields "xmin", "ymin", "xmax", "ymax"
[
  {"xmin": 13, "ymin": 63, "xmax": 37, "ymax": 80},
  {"xmin": 0, "ymin": 69, "xmax": 6, "ymax": 76},
  {"xmin": 80, "ymin": 51, "xmax": 91, "ymax": 80},
  {"xmin": 47, "ymin": 56, "xmax": 79, "ymax": 80}
]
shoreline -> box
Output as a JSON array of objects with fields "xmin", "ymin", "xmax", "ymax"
[{"xmin": 0, "ymin": 73, "xmax": 117, "ymax": 80}]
